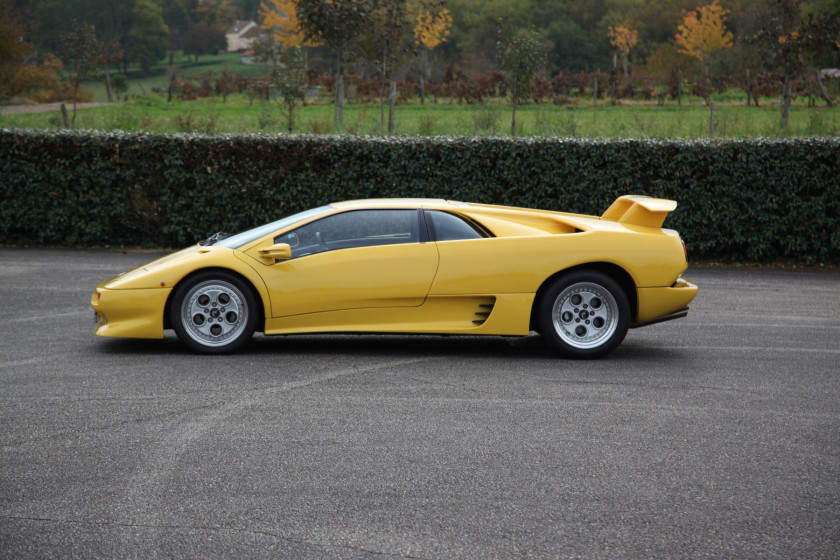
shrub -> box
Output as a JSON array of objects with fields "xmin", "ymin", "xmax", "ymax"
[{"xmin": 1, "ymin": 129, "xmax": 837, "ymax": 263}]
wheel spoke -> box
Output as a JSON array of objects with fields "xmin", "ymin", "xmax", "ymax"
[
  {"xmin": 552, "ymin": 282, "xmax": 619, "ymax": 350},
  {"xmin": 181, "ymin": 281, "xmax": 248, "ymax": 348}
]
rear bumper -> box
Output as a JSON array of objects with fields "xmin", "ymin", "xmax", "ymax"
[
  {"xmin": 634, "ymin": 277, "xmax": 698, "ymax": 325},
  {"xmin": 631, "ymin": 307, "xmax": 689, "ymax": 328}
]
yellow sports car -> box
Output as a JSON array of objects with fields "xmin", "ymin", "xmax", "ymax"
[{"xmin": 92, "ymin": 195, "xmax": 697, "ymax": 358}]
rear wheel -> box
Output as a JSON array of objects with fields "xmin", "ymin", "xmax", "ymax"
[
  {"xmin": 170, "ymin": 271, "xmax": 258, "ymax": 354},
  {"xmin": 538, "ymin": 270, "xmax": 630, "ymax": 358}
]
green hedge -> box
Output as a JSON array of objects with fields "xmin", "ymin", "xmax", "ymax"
[{"xmin": 2, "ymin": 129, "xmax": 838, "ymax": 263}]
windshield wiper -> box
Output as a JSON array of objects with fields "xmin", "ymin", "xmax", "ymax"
[{"xmin": 199, "ymin": 231, "xmax": 230, "ymax": 246}]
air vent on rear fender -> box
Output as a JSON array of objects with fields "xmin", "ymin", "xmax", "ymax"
[{"xmin": 472, "ymin": 297, "xmax": 496, "ymax": 325}]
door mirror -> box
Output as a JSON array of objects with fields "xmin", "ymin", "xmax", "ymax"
[{"xmin": 257, "ymin": 243, "xmax": 292, "ymax": 264}]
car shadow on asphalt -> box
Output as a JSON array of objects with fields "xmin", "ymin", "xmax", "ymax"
[{"xmin": 94, "ymin": 333, "xmax": 687, "ymax": 362}]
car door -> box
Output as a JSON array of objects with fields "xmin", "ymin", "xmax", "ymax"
[
  {"xmin": 425, "ymin": 209, "xmax": 525, "ymax": 295},
  {"xmin": 245, "ymin": 208, "xmax": 439, "ymax": 318}
]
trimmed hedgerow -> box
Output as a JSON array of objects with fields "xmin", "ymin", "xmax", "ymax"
[{"xmin": 1, "ymin": 129, "xmax": 838, "ymax": 263}]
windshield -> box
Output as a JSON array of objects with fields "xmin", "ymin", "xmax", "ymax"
[{"xmin": 214, "ymin": 206, "xmax": 332, "ymax": 249}]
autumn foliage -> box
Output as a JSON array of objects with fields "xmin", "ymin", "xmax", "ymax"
[
  {"xmin": 675, "ymin": 1, "xmax": 734, "ymax": 63},
  {"xmin": 414, "ymin": 8, "xmax": 452, "ymax": 49},
  {"xmin": 608, "ymin": 23, "xmax": 638, "ymax": 56},
  {"xmin": 259, "ymin": 0, "xmax": 319, "ymax": 47}
]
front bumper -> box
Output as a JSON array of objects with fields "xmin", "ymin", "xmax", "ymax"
[
  {"xmin": 91, "ymin": 286, "xmax": 171, "ymax": 339},
  {"xmin": 634, "ymin": 277, "xmax": 698, "ymax": 326}
]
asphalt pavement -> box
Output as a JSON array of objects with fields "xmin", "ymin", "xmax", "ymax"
[{"xmin": 1, "ymin": 248, "xmax": 838, "ymax": 559}]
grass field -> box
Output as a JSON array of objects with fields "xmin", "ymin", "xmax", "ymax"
[
  {"xmin": 5, "ymin": 47, "xmax": 839, "ymax": 138},
  {"xmin": 3, "ymin": 93, "xmax": 839, "ymax": 138},
  {"xmin": 3, "ymin": 48, "xmax": 838, "ymax": 138},
  {"xmin": 79, "ymin": 51, "xmax": 267, "ymax": 102}
]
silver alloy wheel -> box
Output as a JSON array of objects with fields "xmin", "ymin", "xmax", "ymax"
[
  {"xmin": 551, "ymin": 281, "xmax": 619, "ymax": 350},
  {"xmin": 180, "ymin": 280, "xmax": 248, "ymax": 348}
]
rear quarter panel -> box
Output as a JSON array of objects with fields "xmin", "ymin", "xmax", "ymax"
[{"xmin": 430, "ymin": 227, "xmax": 686, "ymax": 296}]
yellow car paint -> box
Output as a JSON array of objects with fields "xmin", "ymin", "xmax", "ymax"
[
  {"xmin": 92, "ymin": 286, "xmax": 170, "ymax": 339},
  {"xmin": 243, "ymin": 240, "xmax": 440, "ymax": 317},
  {"xmin": 264, "ymin": 294, "xmax": 535, "ymax": 336},
  {"xmin": 92, "ymin": 196, "xmax": 698, "ymax": 345}
]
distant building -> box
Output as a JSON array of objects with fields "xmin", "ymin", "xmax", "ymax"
[{"xmin": 226, "ymin": 20, "xmax": 261, "ymax": 52}]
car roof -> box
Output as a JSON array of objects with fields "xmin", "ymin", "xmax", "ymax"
[{"xmin": 330, "ymin": 198, "xmax": 455, "ymax": 210}]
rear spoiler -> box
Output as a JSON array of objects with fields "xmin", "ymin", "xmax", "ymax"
[{"xmin": 601, "ymin": 195, "xmax": 677, "ymax": 229}]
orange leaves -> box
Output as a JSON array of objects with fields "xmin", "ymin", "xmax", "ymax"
[
  {"xmin": 259, "ymin": 0, "xmax": 320, "ymax": 47},
  {"xmin": 608, "ymin": 23, "xmax": 638, "ymax": 55},
  {"xmin": 675, "ymin": 0, "xmax": 733, "ymax": 61},
  {"xmin": 777, "ymin": 30, "xmax": 799, "ymax": 44},
  {"xmin": 414, "ymin": 8, "xmax": 452, "ymax": 50}
]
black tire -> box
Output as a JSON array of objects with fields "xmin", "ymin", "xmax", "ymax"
[
  {"xmin": 537, "ymin": 270, "xmax": 631, "ymax": 359},
  {"xmin": 170, "ymin": 270, "xmax": 258, "ymax": 354}
]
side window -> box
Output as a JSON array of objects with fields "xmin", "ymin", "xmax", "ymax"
[
  {"xmin": 427, "ymin": 211, "xmax": 486, "ymax": 242},
  {"xmin": 277, "ymin": 209, "xmax": 420, "ymax": 258}
]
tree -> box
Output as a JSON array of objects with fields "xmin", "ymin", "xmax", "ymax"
[
  {"xmin": 0, "ymin": 0, "xmax": 32, "ymax": 101},
  {"xmin": 414, "ymin": 7, "xmax": 452, "ymax": 104},
  {"xmin": 498, "ymin": 27, "xmax": 545, "ymax": 137},
  {"xmin": 675, "ymin": 1, "xmax": 734, "ymax": 83},
  {"xmin": 754, "ymin": 0, "xmax": 840, "ymax": 128},
  {"xmin": 126, "ymin": 0, "xmax": 170, "ymax": 74},
  {"xmin": 192, "ymin": 0, "xmax": 239, "ymax": 30},
  {"xmin": 546, "ymin": 19, "xmax": 606, "ymax": 73},
  {"xmin": 259, "ymin": 0, "xmax": 317, "ymax": 46},
  {"xmin": 182, "ymin": 21, "xmax": 227, "ymax": 63},
  {"xmin": 255, "ymin": 37, "xmax": 307, "ymax": 132},
  {"xmin": 362, "ymin": 0, "xmax": 415, "ymax": 134},
  {"xmin": 159, "ymin": 0, "xmax": 191, "ymax": 65},
  {"xmin": 232, "ymin": 0, "xmax": 262, "ymax": 20},
  {"xmin": 295, "ymin": 0, "xmax": 372, "ymax": 126},
  {"xmin": 608, "ymin": 22, "xmax": 638, "ymax": 77},
  {"xmin": 60, "ymin": 21, "xmax": 107, "ymax": 127}
]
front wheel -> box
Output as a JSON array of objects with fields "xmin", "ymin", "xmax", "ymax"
[
  {"xmin": 537, "ymin": 271, "xmax": 630, "ymax": 359},
  {"xmin": 170, "ymin": 271, "xmax": 258, "ymax": 354}
]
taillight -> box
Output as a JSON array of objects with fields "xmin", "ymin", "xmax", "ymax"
[{"xmin": 681, "ymin": 238, "xmax": 688, "ymax": 259}]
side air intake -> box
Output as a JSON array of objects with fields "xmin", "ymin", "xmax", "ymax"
[{"xmin": 472, "ymin": 298, "xmax": 496, "ymax": 325}]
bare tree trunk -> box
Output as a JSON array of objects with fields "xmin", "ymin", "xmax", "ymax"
[
  {"xmin": 71, "ymin": 83, "xmax": 78, "ymax": 127},
  {"xmin": 167, "ymin": 72, "xmax": 175, "ymax": 102},
  {"xmin": 593, "ymin": 72, "xmax": 599, "ymax": 102},
  {"xmin": 621, "ymin": 52, "xmax": 628, "ymax": 78},
  {"xmin": 419, "ymin": 48, "xmax": 428, "ymax": 105},
  {"xmin": 745, "ymin": 69, "xmax": 751, "ymax": 107},
  {"xmin": 335, "ymin": 50, "xmax": 344, "ymax": 126},
  {"xmin": 388, "ymin": 79, "xmax": 396, "ymax": 134},
  {"xmin": 379, "ymin": 58, "xmax": 387, "ymax": 134},
  {"xmin": 781, "ymin": 74, "xmax": 792, "ymax": 129},
  {"xmin": 677, "ymin": 69, "xmax": 682, "ymax": 107},
  {"xmin": 708, "ymin": 101, "xmax": 715, "ymax": 138},
  {"xmin": 302, "ymin": 49, "xmax": 308, "ymax": 107},
  {"xmin": 511, "ymin": 96, "xmax": 517, "ymax": 137},
  {"xmin": 104, "ymin": 67, "xmax": 113, "ymax": 103},
  {"xmin": 60, "ymin": 103, "xmax": 69, "ymax": 128},
  {"xmin": 815, "ymin": 70, "xmax": 833, "ymax": 107}
]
